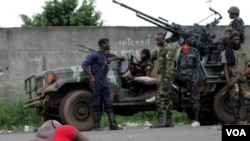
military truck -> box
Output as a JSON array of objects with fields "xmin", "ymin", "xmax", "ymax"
[
  {"xmin": 24, "ymin": 47, "xmax": 248, "ymax": 131},
  {"xmin": 24, "ymin": 1, "xmax": 248, "ymax": 131}
]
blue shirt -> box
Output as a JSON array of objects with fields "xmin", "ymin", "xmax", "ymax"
[{"xmin": 82, "ymin": 51, "xmax": 109, "ymax": 88}]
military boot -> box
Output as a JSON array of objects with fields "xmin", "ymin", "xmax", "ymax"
[
  {"xmin": 107, "ymin": 111, "xmax": 123, "ymax": 130},
  {"xmin": 150, "ymin": 112, "xmax": 165, "ymax": 128},
  {"xmin": 165, "ymin": 111, "xmax": 174, "ymax": 127},
  {"xmin": 92, "ymin": 107, "xmax": 103, "ymax": 131}
]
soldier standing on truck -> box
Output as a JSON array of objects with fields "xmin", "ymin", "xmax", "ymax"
[
  {"xmin": 220, "ymin": 32, "xmax": 250, "ymax": 124},
  {"xmin": 217, "ymin": 6, "xmax": 245, "ymax": 55},
  {"xmin": 226, "ymin": 6, "xmax": 245, "ymax": 44},
  {"xmin": 81, "ymin": 37, "xmax": 124, "ymax": 131},
  {"xmin": 174, "ymin": 32, "xmax": 201, "ymax": 127},
  {"xmin": 150, "ymin": 32, "xmax": 176, "ymax": 128}
]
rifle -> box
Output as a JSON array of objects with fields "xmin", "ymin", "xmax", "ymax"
[
  {"xmin": 112, "ymin": 0, "xmax": 182, "ymax": 35},
  {"xmin": 78, "ymin": 44, "xmax": 97, "ymax": 53},
  {"xmin": 219, "ymin": 68, "xmax": 250, "ymax": 96},
  {"xmin": 78, "ymin": 44, "xmax": 120, "ymax": 59}
]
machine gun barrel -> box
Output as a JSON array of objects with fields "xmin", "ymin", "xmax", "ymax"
[{"xmin": 113, "ymin": 0, "xmax": 180, "ymax": 34}]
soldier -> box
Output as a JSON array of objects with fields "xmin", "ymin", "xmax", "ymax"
[
  {"xmin": 221, "ymin": 32, "xmax": 250, "ymax": 124},
  {"xmin": 81, "ymin": 37, "xmax": 124, "ymax": 131},
  {"xmin": 218, "ymin": 6, "xmax": 245, "ymax": 54},
  {"xmin": 133, "ymin": 48, "xmax": 154, "ymax": 77},
  {"xmin": 226, "ymin": 6, "xmax": 245, "ymax": 44},
  {"xmin": 29, "ymin": 120, "xmax": 89, "ymax": 141},
  {"xmin": 150, "ymin": 32, "xmax": 176, "ymax": 128},
  {"xmin": 175, "ymin": 32, "xmax": 201, "ymax": 127}
]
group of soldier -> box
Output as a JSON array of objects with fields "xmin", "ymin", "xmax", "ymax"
[
  {"xmin": 80, "ymin": 5, "xmax": 250, "ymax": 132},
  {"xmin": 143, "ymin": 31, "xmax": 201, "ymax": 127},
  {"xmin": 144, "ymin": 5, "xmax": 249, "ymax": 128},
  {"xmin": 133, "ymin": 6, "xmax": 248, "ymax": 128}
]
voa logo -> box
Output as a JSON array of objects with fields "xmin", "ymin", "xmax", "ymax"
[{"xmin": 226, "ymin": 129, "xmax": 246, "ymax": 136}]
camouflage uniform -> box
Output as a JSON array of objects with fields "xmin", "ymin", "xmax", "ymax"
[
  {"xmin": 138, "ymin": 59, "xmax": 154, "ymax": 77},
  {"xmin": 226, "ymin": 17, "xmax": 245, "ymax": 43},
  {"xmin": 175, "ymin": 46, "xmax": 201, "ymax": 112},
  {"xmin": 156, "ymin": 43, "xmax": 175, "ymax": 123}
]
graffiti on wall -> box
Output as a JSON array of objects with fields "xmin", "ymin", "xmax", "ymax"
[
  {"xmin": 112, "ymin": 35, "xmax": 156, "ymax": 58},
  {"xmin": 118, "ymin": 38, "xmax": 151, "ymax": 48},
  {"xmin": 110, "ymin": 49, "xmax": 143, "ymax": 58}
]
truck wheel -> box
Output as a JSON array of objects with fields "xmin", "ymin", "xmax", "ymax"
[
  {"xmin": 60, "ymin": 90, "xmax": 94, "ymax": 131},
  {"xmin": 213, "ymin": 90, "xmax": 247, "ymax": 124}
]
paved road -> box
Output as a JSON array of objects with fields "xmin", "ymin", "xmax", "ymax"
[{"xmin": 0, "ymin": 125, "xmax": 222, "ymax": 141}]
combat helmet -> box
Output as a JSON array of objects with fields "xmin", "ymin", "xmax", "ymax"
[{"xmin": 228, "ymin": 6, "xmax": 240, "ymax": 14}]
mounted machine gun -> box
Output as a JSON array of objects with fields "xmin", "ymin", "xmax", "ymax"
[
  {"xmin": 113, "ymin": 0, "xmax": 183, "ymax": 37},
  {"xmin": 113, "ymin": 0, "xmax": 222, "ymax": 56}
]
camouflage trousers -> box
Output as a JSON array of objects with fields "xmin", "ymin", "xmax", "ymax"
[
  {"xmin": 240, "ymin": 82, "xmax": 250, "ymax": 99},
  {"xmin": 156, "ymin": 82, "xmax": 173, "ymax": 113},
  {"xmin": 156, "ymin": 75, "xmax": 174, "ymax": 113},
  {"xmin": 229, "ymin": 81, "xmax": 250, "ymax": 110}
]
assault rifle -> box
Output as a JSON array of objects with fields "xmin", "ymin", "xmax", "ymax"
[
  {"xmin": 78, "ymin": 44, "xmax": 118, "ymax": 58},
  {"xmin": 219, "ymin": 68, "xmax": 250, "ymax": 96},
  {"xmin": 78, "ymin": 44, "xmax": 97, "ymax": 54}
]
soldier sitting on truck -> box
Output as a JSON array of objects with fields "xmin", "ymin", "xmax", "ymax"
[
  {"xmin": 132, "ymin": 48, "xmax": 154, "ymax": 77},
  {"xmin": 124, "ymin": 48, "xmax": 157, "ymax": 89}
]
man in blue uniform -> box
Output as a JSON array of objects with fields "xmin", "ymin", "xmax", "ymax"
[{"xmin": 81, "ymin": 38, "xmax": 124, "ymax": 131}]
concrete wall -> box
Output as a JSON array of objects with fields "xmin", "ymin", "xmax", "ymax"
[{"xmin": 0, "ymin": 26, "xmax": 249, "ymax": 100}]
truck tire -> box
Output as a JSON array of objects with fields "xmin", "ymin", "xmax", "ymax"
[
  {"xmin": 213, "ymin": 90, "xmax": 247, "ymax": 124},
  {"xmin": 59, "ymin": 90, "xmax": 94, "ymax": 131}
]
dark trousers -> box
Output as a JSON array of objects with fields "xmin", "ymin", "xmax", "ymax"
[
  {"xmin": 91, "ymin": 85, "xmax": 113, "ymax": 112},
  {"xmin": 175, "ymin": 79, "xmax": 200, "ymax": 112}
]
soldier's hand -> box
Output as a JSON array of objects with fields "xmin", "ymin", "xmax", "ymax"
[
  {"xmin": 226, "ymin": 81, "xmax": 233, "ymax": 88},
  {"xmin": 117, "ymin": 56, "xmax": 125, "ymax": 61},
  {"xmin": 89, "ymin": 76, "xmax": 95, "ymax": 85},
  {"xmin": 240, "ymin": 76, "xmax": 247, "ymax": 82}
]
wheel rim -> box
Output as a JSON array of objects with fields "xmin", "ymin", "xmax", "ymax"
[
  {"xmin": 60, "ymin": 90, "xmax": 94, "ymax": 131},
  {"xmin": 74, "ymin": 101, "xmax": 90, "ymax": 121}
]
